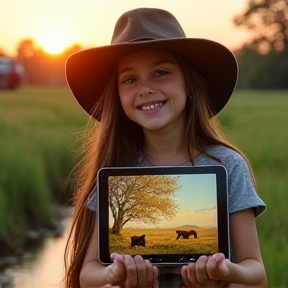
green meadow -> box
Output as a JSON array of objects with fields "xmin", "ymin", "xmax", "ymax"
[{"xmin": 0, "ymin": 85, "xmax": 287, "ymax": 287}]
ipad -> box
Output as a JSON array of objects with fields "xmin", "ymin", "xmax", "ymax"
[{"xmin": 97, "ymin": 165, "xmax": 230, "ymax": 265}]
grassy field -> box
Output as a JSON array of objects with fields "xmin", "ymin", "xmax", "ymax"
[
  {"xmin": 0, "ymin": 85, "xmax": 287, "ymax": 287},
  {"xmin": 220, "ymin": 89, "xmax": 288, "ymax": 287},
  {"xmin": 110, "ymin": 226, "xmax": 217, "ymax": 255}
]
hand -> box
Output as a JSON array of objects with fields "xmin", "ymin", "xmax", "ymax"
[
  {"xmin": 181, "ymin": 253, "xmax": 230, "ymax": 288},
  {"xmin": 107, "ymin": 253, "xmax": 158, "ymax": 288},
  {"xmin": 104, "ymin": 253, "xmax": 126, "ymax": 285}
]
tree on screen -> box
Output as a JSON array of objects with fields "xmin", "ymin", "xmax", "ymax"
[{"xmin": 109, "ymin": 175, "xmax": 181, "ymax": 234}]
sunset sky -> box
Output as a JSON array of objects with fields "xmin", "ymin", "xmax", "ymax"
[
  {"xmin": 109, "ymin": 173, "xmax": 219, "ymax": 229},
  {"xmin": 0, "ymin": 0, "xmax": 250, "ymax": 56},
  {"xmin": 160, "ymin": 174, "xmax": 218, "ymax": 228}
]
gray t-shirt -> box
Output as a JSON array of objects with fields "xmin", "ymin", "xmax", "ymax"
[
  {"xmin": 87, "ymin": 145, "xmax": 266, "ymax": 284},
  {"xmin": 87, "ymin": 145, "xmax": 266, "ymax": 217}
]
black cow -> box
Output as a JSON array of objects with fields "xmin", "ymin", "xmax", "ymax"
[{"xmin": 131, "ymin": 235, "xmax": 146, "ymax": 248}]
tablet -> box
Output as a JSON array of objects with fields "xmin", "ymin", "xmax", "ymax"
[{"xmin": 97, "ymin": 165, "xmax": 230, "ymax": 265}]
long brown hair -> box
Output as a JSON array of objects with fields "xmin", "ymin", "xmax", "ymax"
[
  {"xmin": 175, "ymin": 55, "xmax": 255, "ymax": 168},
  {"xmin": 64, "ymin": 51, "xmax": 255, "ymax": 288}
]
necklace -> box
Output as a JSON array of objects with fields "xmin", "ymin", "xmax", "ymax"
[{"xmin": 143, "ymin": 154, "xmax": 192, "ymax": 166}]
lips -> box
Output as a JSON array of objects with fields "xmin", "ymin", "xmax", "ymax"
[{"xmin": 137, "ymin": 100, "xmax": 167, "ymax": 110}]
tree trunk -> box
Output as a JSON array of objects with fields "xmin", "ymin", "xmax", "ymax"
[{"xmin": 111, "ymin": 218, "xmax": 122, "ymax": 234}]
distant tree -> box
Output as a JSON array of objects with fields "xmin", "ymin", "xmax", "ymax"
[
  {"xmin": 16, "ymin": 38, "xmax": 38, "ymax": 58},
  {"xmin": 109, "ymin": 175, "xmax": 181, "ymax": 234},
  {"xmin": 234, "ymin": 0, "xmax": 288, "ymax": 52},
  {"xmin": 235, "ymin": 46, "xmax": 288, "ymax": 89},
  {"xmin": 16, "ymin": 38, "xmax": 44, "ymax": 83},
  {"xmin": 15, "ymin": 39, "xmax": 83, "ymax": 85}
]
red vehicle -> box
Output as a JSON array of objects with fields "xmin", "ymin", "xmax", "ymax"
[{"xmin": 0, "ymin": 55, "xmax": 25, "ymax": 89}]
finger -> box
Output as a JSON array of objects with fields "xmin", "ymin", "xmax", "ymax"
[
  {"xmin": 134, "ymin": 255, "xmax": 146, "ymax": 288},
  {"xmin": 152, "ymin": 265, "xmax": 159, "ymax": 281},
  {"xmin": 110, "ymin": 253, "xmax": 117, "ymax": 262},
  {"xmin": 214, "ymin": 253, "xmax": 229, "ymax": 276},
  {"xmin": 195, "ymin": 255, "xmax": 209, "ymax": 284},
  {"xmin": 181, "ymin": 264, "xmax": 196, "ymax": 288},
  {"xmin": 111, "ymin": 253, "xmax": 124, "ymax": 264},
  {"xmin": 144, "ymin": 260, "xmax": 154, "ymax": 287},
  {"xmin": 111, "ymin": 253, "xmax": 123, "ymax": 263},
  {"xmin": 123, "ymin": 254, "xmax": 138, "ymax": 288},
  {"xmin": 207, "ymin": 254, "xmax": 229, "ymax": 279},
  {"xmin": 106, "ymin": 257, "xmax": 126, "ymax": 285}
]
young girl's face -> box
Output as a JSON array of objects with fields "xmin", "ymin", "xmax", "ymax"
[{"xmin": 117, "ymin": 50, "xmax": 187, "ymax": 132}]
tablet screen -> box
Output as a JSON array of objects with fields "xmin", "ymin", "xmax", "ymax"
[{"xmin": 97, "ymin": 166, "xmax": 230, "ymax": 265}]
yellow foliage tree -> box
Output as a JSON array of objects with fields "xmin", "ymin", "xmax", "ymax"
[{"xmin": 109, "ymin": 175, "xmax": 181, "ymax": 234}]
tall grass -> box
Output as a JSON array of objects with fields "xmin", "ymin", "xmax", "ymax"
[
  {"xmin": 0, "ymin": 86, "xmax": 287, "ymax": 286},
  {"xmin": 219, "ymin": 89, "xmax": 288, "ymax": 287},
  {"xmin": 0, "ymin": 85, "xmax": 88, "ymax": 249}
]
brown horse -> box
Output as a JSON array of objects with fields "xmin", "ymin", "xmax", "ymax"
[{"xmin": 176, "ymin": 230, "xmax": 197, "ymax": 239}]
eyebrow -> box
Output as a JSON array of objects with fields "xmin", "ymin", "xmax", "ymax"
[{"xmin": 117, "ymin": 59, "xmax": 177, "ymax": 76}]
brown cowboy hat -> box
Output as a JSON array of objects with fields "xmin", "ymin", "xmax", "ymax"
[{"xmin": 66, "ymin": 7, "xmax": 238, "ymax": 120}]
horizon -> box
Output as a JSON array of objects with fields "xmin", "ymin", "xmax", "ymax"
[{"xmin": 0, "ymin": 0, "xmax": 250, "ymax": 56}]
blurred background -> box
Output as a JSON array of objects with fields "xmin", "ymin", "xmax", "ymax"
[{"xmin": 0, "ymin": 0, "xmax": 287, "ymax": 287}]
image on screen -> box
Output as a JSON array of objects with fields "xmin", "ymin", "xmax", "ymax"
[{"xmin": 107, "ymin": 173, "xmax": 218, "ymax": 262}]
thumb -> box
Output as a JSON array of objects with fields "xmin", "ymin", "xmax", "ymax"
[{"xmin": 212, "ymin": 253, "xmax": 229, "ymax": 277}]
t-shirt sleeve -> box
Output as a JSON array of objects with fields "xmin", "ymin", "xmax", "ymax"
[
  {"xmin": 87, "ymin": 189, "xmax": 98, "ymax": 212},
  {"xmin": 226, "ymin": 153, "xmax": 266, "ymax": 218}
]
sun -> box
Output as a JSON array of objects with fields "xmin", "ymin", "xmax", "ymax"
[
  {"xmin": 42, "ymin": 39, "xmax": 65, "ymax": 54},
  {"xmin": 38, "ymin": 31, "xmax": 66, "ymax": 54}
]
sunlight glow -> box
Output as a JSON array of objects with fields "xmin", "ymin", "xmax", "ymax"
[{"xmin": 38, "ymin": 30, "xmax": 66, "ymax": 54}]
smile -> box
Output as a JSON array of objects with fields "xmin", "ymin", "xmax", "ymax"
[{"xmin": 137, "ymin": 100, "xmax": 167, "ymax": 110}]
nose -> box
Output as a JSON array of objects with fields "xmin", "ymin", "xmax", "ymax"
[{"xmin": 138, "ymin": 85, "xmax": 156, "ymax": 97}]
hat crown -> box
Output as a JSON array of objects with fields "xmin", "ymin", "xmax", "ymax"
[{"xmin": 111, "ymin": 8, "xmax": 186, "ymax": 45}]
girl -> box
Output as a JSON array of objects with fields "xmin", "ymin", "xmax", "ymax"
[{"xmin": 64, "ymin": 7, "xmax": 267, "ymax": 288}]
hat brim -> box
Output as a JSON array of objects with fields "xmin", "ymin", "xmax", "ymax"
[{"xmin": 66, "ymin": 38, "xmax": 238, "ymax": 119}]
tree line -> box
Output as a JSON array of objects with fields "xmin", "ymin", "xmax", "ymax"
[
  {"xmin": 233, "ymin": 0, "xmax": 288, "ymax": 89},
  {"xmin": 11, "ymin": 38, "xmax": 83, "ymax": 85},
  {"xmin": 1, "ymin": 0, "xmax": 287, "ymax": 89}
]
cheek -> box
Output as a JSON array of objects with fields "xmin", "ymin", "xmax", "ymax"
[
  {"xmin": 118, "ymin": 90, "xmax": 132, "ymax": 114},
  {"xmin": 118, "ymin": 87, "xmax": 127, "ymax": 103},
  {"xmin": 168, "ymin": 84, "xmax": 187, "ymax": 103}
]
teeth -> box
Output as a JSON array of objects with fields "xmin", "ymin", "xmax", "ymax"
[{"xmin": 141, "ymin": 102, "xmax": 163, "ymax": 110}]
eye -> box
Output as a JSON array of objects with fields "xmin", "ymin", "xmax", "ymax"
[
  {"xmin": 153, "ymin": 70, "xmax": 169, "ymax": 78},
  {"xmin": 122, "ymin": 77, "xmax": 137, "ymax": 84}
]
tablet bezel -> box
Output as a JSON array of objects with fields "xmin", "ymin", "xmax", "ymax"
[{"xmin": 97, "ymin": 165, "xmax": 230, "ymax": 265}]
